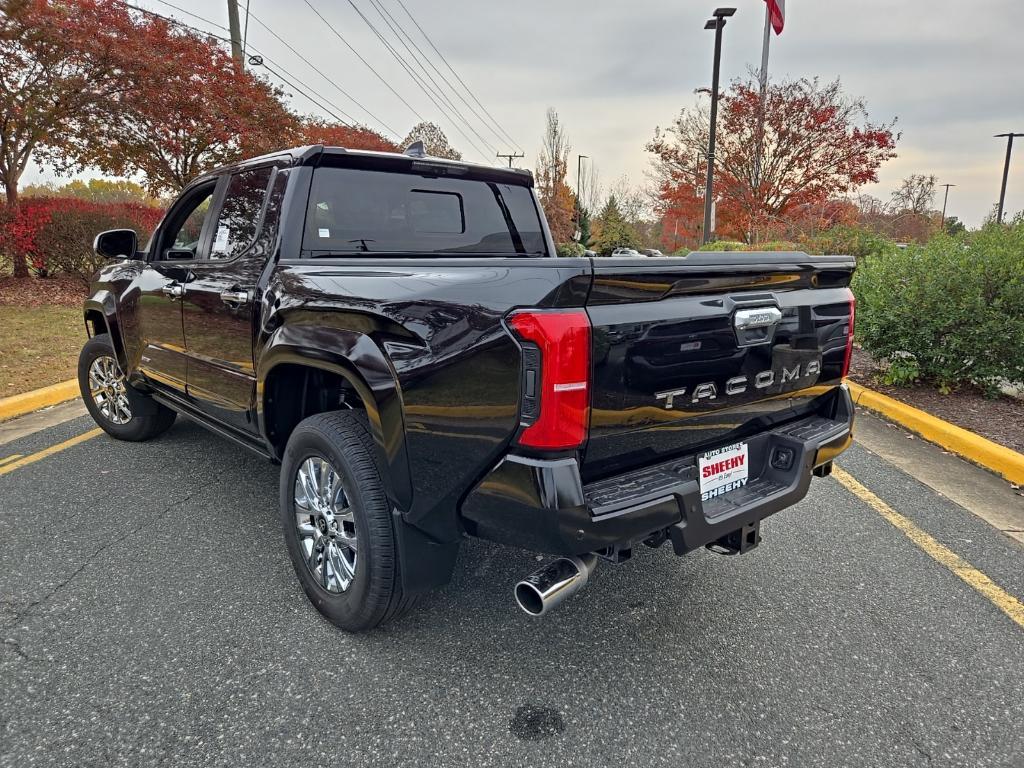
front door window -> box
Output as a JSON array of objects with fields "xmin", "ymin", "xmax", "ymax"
[{"xmin": 162, "ymin": 185, "xmax": 216, "ymax": 260}]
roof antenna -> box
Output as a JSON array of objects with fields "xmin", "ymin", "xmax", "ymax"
[{"xmin": 404, "ymin": 140, "xmax": 428, "ymax": 158}]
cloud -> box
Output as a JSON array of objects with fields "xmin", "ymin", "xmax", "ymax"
[{"xmin": 24, "ymin": 0, "xmax": 1024, "ymax": 225}]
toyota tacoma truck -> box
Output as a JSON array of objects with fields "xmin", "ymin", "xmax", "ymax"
[{"xmin": 80, "ymin": 143, "xmax": 855, "ymax": 631}]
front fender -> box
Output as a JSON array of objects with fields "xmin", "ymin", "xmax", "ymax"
[
  {"xmin": 83, "ymin": 289, "xmax": 127, "ymax": 372},
  {"xmin": 257, "ymin": 324, "xmax": 413, "ymax": 511}
]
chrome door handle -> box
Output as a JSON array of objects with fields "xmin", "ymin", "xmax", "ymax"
[
  {"xmin": 161, "ymin": 284, "xmax": 184, "ymax": 298},
  {"xmin": 220, "ymin": 289, "xmax": 251, "ymax": 306}
]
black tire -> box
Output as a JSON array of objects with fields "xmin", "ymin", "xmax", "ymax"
[
  {"xmin": 280, "ymin": 411, "xmax": 416, "ymax": 632},
  {"xmin": 78, "ymin": 333, "xmax": 176, "ymax": 441}
]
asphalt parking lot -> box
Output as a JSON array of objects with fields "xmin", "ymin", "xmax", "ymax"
[{"xmin": 2, "ymin": 407, "xmax": 1023, "ymax": 767}]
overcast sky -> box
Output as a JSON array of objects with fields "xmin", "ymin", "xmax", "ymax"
[{"xmin": 29, "ymin": 0, "xmax": 1024, "ymax": 226}]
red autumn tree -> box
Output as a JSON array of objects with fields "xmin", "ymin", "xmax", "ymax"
[
  {"xmin": 647, "ymin": 77, "xmax": 898, "ymax": 243},
  {"xmin": 0, "ymin": 0, "xmax": 138, "ymax": 276},
  {"xmin": 297, "ymin": 119, "xmax": 399, "ymax": 152},
  {"xmin": 81, "ymin": 14, "xmax": 297, "ymax": 195},
  {"xmin": 654, "ymin": 180, "xmax": 704, "ymax": 252}
]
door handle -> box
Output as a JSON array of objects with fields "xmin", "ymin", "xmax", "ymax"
[
  {"xmin": 161, "ymin": 283, "xmax": 184, "ymax": 298},
  {"xmin": 220, "ymin": 288, "xmax": 251, "ymax": 306}
]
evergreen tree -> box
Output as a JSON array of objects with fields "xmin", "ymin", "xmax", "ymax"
[{"xmin": 593, "ymin": 195, "xmax": 640, "ymax": 255}]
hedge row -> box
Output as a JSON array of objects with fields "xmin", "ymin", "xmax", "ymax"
[
  {"xmin": 693, "ymin": 225, "xmax": 897, "ymax": 260},
  {"xmin": 853, "ymin": 218, "xmax": 1024, "ymax": 392},
  {"xmin": 0, "ymin": 198, "xmax": 163, "ymax": 281}
]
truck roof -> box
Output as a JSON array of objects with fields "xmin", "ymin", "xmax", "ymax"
[{"xmin": 197, "ymin": 144, "xmax": 534, "ymax": 187}]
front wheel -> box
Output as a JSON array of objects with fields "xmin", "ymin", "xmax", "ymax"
[
  {"xmin": 78, "ymin": 333, "xmax": 176, "ymax": 441},
  {"xmin": 279, "ymin": 411, "xmax": 417, "ymax": 632}
]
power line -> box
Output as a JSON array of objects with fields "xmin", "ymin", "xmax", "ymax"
[
  {"xmin": 260, "ymin": 62, "xmax": 357, "ymax": 127},
  {"xmin": 363, "ymin": 0, "xmax": 497, "ymax": 154},
  {"xmin": 246, "ymin": 10, "xmax": 402, "ymax": 139},
  {"xmin": 148, "ymin": 0, "xmax": 399, "ymax": 138},
  {"xmin": 125, "ymin": 3, "xmax": 358, "ymax": 128},
  {"xmin": 302, "ymin": 0, "xmax": 425, "ymax": 127},
  {"xmin": 342, "ymin": 0, "xmax": 491, "ymax": 162},
  {"xmin": 373, "ymin": 0, "xmax": 514, "ymax": 153},
  {"xmin": 145, "ymin": 0, "xmax": 230, "ymax": 32},
  {"xmin": 394, "ymin": 0, "xmax": 521, "ymax": 152},
  {"xmin": 363, "ymin": 0, "xmax": 465, "ymax": 127}
]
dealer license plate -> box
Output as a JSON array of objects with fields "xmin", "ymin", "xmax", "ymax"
[{"xmin": 698, "ymin": 442, "xmax": 749, "ymax": 502}]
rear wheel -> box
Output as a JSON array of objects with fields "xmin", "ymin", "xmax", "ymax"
[
  {"xmin": 78, "ymin": 333, "xmax": 176, "ymax": 441},
  {"xmin": 280, "ymin": 411, "xmax": 416, "ymax": 632}
]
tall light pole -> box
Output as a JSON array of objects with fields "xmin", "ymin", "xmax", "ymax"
[
  {"xmin": 752, "ymin": 6, "xmax": 771, "ymax": 195},
  {"xmin": 995, "ymin": 132, "xmax": 1023, "ymax": 223},
  {"xmin": 940, "ymin": 183, "xmax": 956, "ymax": 230},
  {"xmin": 702, "ymin": 8, "xmax": 736, "ymax": 245},
  {"xmin": 575, "ymin": 154, "xmax": 588, "ymax": 241}
]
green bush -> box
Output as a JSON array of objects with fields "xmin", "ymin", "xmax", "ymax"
[
  {"xmin": 802, "ymin": 225, "xmax": 896, "ymax": 260},
  {"xmin": 555, "ymin": 241, "xmax": 585, "ymax": 258},
  {"xmin": 853, "ymin": 219, "xmax": 1024, "ymax": 392},
  {"xmin": 752, "ymin": 240, "xmax": 801, "ymax": 252},
  {"xmin": 698, "ymin": 240, "xmax": 746, "ymax": 251}
]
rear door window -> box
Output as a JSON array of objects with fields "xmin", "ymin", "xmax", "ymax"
[
  {"xmin": 303, "ymin": 167, "xmax": 546, "ymax": 256},
  {"xmin": 211, "ymin": 166, "xmax": 274, "ymax": 259}
]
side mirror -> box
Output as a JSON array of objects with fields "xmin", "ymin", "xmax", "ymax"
[{"xmin": 94, "ymin": 229, "xmax": 138, "ymax": 260}]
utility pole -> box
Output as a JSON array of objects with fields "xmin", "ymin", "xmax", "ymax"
[
  {"xmin": 702, "ymin": 8, "xmax": 736, "ymax": 245},
  {"xmin": 227, "ymin": 0, "xmax": 244, "ymax": 70},
  {"xmin": 939, "ymin": 183, "xmax": 956, "ymax": 229},
  {"xmin": 575, "ymin": 154, "xmax": 588, "ymax": 241},
  {"xmin": 496, "ymin": 151, "xmax": 525, "ymax": 168},
  {"xmin": 995, "ymin": 133, "xmax": 1023, "ymax": 223}
]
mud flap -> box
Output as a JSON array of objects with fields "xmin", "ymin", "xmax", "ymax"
[{"xmin": 392, "ymin": 510, "xmax": 459, "ymax": 594}]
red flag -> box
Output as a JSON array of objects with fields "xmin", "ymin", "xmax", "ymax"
[{"xmin": 765, "ymin": 0, "xmax": 785, "ymax": 34}]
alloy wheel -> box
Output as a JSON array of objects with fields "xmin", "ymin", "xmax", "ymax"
[
  {"xmin": 88, "ymin": 355, "xmax": 132, "ymax": 425},
  {"xmin": 294, "ymin": 455, "xmax": 358, "ymax": 593}
]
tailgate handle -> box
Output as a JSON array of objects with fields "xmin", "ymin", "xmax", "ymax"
[
  {"xmin": 733, "ymin": 306, "xmax": 782, "ymax": 347},
  {"xmin": 734, "ymin": 306, "xmax": 782, "ymax": 330}
]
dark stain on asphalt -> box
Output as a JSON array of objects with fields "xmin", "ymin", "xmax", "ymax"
[{"xmin": 510, "ymin": 705, "xmax": 565, "ymax": 741}]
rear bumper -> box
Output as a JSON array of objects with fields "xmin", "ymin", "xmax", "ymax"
[{"xmin": 460, "ymin": 384, "xmax": 854, "ymax": 556}]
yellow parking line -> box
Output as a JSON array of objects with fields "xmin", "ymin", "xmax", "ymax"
[
  {"xmin": 0, "ymin": 429, "xmax": 103, "ymax": 477},
  {"xmin": 0, "ymin": 454, "xmax": 24, "ymax": 468},
  {"xmin": 833, "ymin": 465, "xmax": 1024, "ymax": 630}
]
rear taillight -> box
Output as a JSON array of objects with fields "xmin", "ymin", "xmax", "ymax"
[
  {"xmin": 508, "ymin": 309, "xmax": 591, "ymax": 450},
  {"xmin": 841, "ymin": 291, "xmax": 856, "ymax": 379}
]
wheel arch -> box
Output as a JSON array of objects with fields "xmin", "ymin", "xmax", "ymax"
[
  {"xmin": 83, "ymin": 290, "xmax": 127, "ymax": 372},
  {"xmin": 257, "ymin": 327, "xmax": 412, "ymax": 511}
]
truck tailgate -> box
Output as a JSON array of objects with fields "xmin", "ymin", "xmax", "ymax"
[{"xmin": 582, "ymin": 252, "xmax": 855, "ymax": 481}]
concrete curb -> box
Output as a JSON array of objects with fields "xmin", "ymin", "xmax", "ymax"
[
  {"xmin": 0, "ymin": 380, "xmax": 80, "ymax": 423},
  {"xmin": 847, "ymin": 380, "xmax": 1024, "ymax": 486}
]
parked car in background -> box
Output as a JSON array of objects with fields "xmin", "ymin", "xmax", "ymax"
[
  {"xmin": 611, "ymin": 247, "xmax": 642, "ymax": 257},
  {"xmin": 640, "ymin": 248, "xmax": 664, "ymax": 257}
]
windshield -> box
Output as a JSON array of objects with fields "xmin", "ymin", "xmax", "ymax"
[{"xmin": 303, "ymin": 167, "xmax": 547, "ymax": 256}]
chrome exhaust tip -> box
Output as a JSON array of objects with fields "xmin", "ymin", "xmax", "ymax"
[{"xmin": 514, "ymin": 554, "xmax": 598, "ymax": 617}]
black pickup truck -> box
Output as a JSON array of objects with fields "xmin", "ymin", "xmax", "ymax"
[{"xmin": 80, "ymin": 143, "xmax": 855, "ymax": 631}]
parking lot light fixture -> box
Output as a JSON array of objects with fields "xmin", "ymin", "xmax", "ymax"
[
  {"xmin": 995, "ymin": 132, "xmax": 1023, "ymax": 224},
  {"xmin": 702, "ymin": 7, "xmax": 736, "ymax": 244}
]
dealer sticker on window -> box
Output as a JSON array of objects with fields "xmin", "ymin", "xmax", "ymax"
[{"xmin": 698, "ymin": 442, "xmax": 749, "ymax": 501}]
